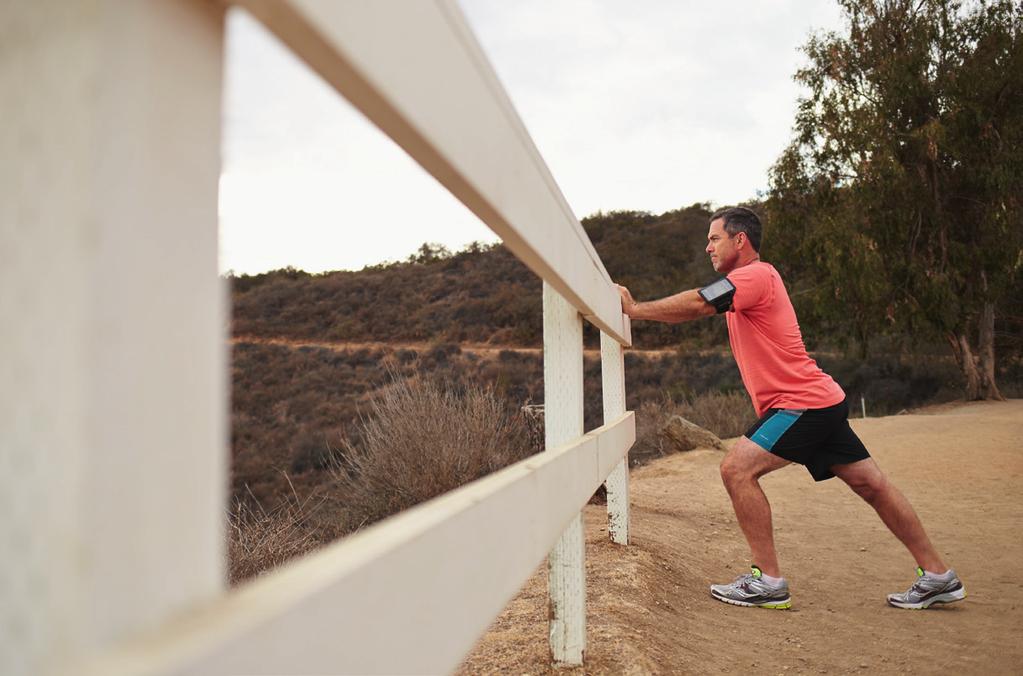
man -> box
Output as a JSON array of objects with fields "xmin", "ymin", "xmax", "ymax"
[{"xmin": 616, "ymin": 206, "xmax": 965, "ymax": 610}]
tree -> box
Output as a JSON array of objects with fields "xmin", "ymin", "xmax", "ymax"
[{"xmin": 768, "ymin": 0, "xmax": 1023, "ymax": 399}]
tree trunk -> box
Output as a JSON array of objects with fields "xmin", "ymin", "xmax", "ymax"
[
  {"xmin": 978, "ymin": 301, "xmax": 1005, "ymax": 401},
  {"xmin": 856, "ymin": 320, "xmax": 870, "ymax": 360},
  {"xmin": 947, "ymin": 331, "xmax": 981, "ymax": 400}
]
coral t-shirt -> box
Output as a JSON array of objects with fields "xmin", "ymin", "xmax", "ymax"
[{"xmin": 724, "ymin": 261, "xmax": 845, "ymax": 417}]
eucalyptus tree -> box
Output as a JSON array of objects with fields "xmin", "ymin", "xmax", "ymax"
[{"xmin": 769, "ymin": 0, "xmax": 1022, "ymax": 399}]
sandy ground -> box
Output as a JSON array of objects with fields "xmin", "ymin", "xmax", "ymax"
[{"xmin": 458, "ymin": 400, "xmax": 1023, "ymax": 675}]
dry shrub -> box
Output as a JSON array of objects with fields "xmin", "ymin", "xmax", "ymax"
[
  {"xmin": 334, "ymin": 377, "xmax": 532, "ymax": 532},
  {"xmin": 672, "ymin": 390, "xmax": 755, "ymax": 440},
  {"xmin": 631, "ymin": 400, "xmax": 674, "ymax": 464},
  {"xmin": 227, "ymin": 482, "xmax": 319, "ymax": 585}
]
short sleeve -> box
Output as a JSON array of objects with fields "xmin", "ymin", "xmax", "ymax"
[{"xmin": 726, "ymin": 264, "xmax": 772, "ymax": 313}]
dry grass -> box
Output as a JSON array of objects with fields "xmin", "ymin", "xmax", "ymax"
[
  {"xmin": 227, "ymin": 479, "xmax": 320, "ymax": 585},
  {"xmin": 632, "ymin": 391, "xmax": 756, "ymax": 464},
  {"xmin": 333, "ymin": 376, "xmax": 533, "ymax": 532},
  {"xmin": 672, "ymin": 390, "xmax": 756, "ymax": 439}
]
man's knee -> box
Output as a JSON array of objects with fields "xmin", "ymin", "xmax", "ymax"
[
  {"xmin": 719, "ymin": 455, "xmax": 743, "ymax": 489},
  {"xmin": 838, "ymin": 462, "xmax": 889, "ymax": 503},
  {"xmin": 719, "ymin": 444, "xmax": 757, "ymax": 489}
]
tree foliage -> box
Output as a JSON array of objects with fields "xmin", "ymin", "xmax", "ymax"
[{"xmin": 768, "ymin": 0, "xmax": 1023, "ymax": 398}]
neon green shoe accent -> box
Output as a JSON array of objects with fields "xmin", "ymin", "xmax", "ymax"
[
  {"xmin": 757, "ymin": 599, "xmax": 792, "ymax": 610},
  {"xmin": 751, "ymin": 565, "xmax": 762, "ymax": 579},
  {"xmin": 916, "ymin": 567, "xmax": 924, "ymax": 577}
]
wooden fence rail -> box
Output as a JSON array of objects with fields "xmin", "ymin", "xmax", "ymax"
[{"xmin": 82, "ymin": 413, "xmax": 635, "ymax": 676}]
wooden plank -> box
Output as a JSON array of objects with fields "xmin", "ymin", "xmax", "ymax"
[
  {"xmin": 80, "ymin": 413, "xmax": 635, "ymax": 676},
  {"xmin": 1, "ymin": 2, "xmax": 226, "ymax": 674},
  {"xmin": 543, "ymin": 282, "xmax": 586, "ymax": 665},
  {"xmin": 601, "ymin": 330, "xmax": 631, "ymax": 544},
  {"xmin": 235, "ymin": 0, "xmax": 630, "ymax": 345}
]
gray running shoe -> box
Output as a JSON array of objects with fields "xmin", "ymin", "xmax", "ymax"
[
  {"xmin": 887, "ymin": 567, "xmax": 966, "ymax": 609},
  {"xmin": 710, "ymin": 565, "xmax": 791, "ymax": 609}
]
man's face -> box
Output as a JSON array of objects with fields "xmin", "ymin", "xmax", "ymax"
[{"xmin": 706, "ymin": 219, "xmax": 739, "ymax": 273}]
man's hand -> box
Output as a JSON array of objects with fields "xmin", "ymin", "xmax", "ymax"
[
  {"xmin": 615, "ymin": 284, "xmax": 717, "ymax": 323},
  {"xmin": 617, "ymin": 284, "xmax": 638, "ymax": 317}
]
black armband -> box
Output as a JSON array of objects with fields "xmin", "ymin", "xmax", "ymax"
[{"xmin": 698, "ymin": 277, "xmax": 736, "ymax": 314}]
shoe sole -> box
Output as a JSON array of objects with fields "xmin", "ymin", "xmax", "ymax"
[
  {"xmin": 887, "ymin": 587, "xmax": 967, "ymax": 610},
  {"xmin": 710, "ymin": 589, "xmax": 791, "ymax": 609}
]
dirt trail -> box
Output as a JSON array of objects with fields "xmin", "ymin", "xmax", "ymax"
[
  {"xmin": 459, "ymin": 400, "xmax": 1023, "ymax": 675},
  {"xmin": 230, "ymin": 335, "xmax": 709, "ymax": 358}
]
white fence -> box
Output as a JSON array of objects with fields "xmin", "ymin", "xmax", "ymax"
[{"xmin": 2, "ymin": 1, "xmax": 635, "ymax": 674}]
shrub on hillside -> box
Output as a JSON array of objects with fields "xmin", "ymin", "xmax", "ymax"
[
  {"xmin": 673, "ymin": 390, "xmax": 756, "ymax": 440},
  {"xmin": 227, "ymin": 488, "xmax": 318, "ymax": 585},
  {"xmin": 333, "ymin": 377, "xmax": 533, "ymax": 532}
]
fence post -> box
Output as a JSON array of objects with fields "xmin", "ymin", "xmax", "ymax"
[
  {"xmin": 0, "ymin": 2, "xmax": 227, "ymax": 673},
  {"xmin": 601, "ymin": 330, "xmax": 630, "ymax": 544},
  {"xmin": 543, "ymin": 281, "xmax": 586, "ymax": 666}
]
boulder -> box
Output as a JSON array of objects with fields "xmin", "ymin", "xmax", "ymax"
[{"xmin": 660, "ymin": 415, "xmax": 725, "ymax": 452}]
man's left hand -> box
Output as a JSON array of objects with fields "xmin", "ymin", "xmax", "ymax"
[{"xmin": 617, "ymin": 284, "xmax": 637, "ymax": 317}]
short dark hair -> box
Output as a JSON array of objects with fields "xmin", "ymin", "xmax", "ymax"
[{"xmin": 711, "ymin": 206, "xmax": 763, "ymax": 252}]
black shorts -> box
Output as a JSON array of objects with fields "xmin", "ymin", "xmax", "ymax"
[{"xmin": 744, "ymin": 397, "xmax": 870, "ymax": 481}]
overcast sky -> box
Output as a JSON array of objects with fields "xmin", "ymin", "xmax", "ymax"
[{"xmin": 219, "ymin": 1, "xmax": 845, "ymax": 275}]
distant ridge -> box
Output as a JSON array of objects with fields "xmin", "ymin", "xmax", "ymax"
[{"xmin": 229, "ymin": 204, "xmax": 728, "ymax": 350}]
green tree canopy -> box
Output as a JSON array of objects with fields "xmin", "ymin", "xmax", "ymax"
[{"xmin": 768, "ymin": 0, "xmax": 1023, "ymax": 398}]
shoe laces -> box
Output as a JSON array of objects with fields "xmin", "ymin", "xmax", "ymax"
[
  {"xmin": 731, "ymin": 573, "xmax": 755, "ymax": 590},
  {"xmin": 906, "ymin": 578, "xmax": 928, "ymax": 596},
  {"xmin": 906, "ymin": 570, "xmax": 943, "ymax": 597}
]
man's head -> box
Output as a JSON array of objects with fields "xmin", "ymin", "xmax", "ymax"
[{"xmin": 706, "ymin": 206, "xmax": 763, "ymax": 273}]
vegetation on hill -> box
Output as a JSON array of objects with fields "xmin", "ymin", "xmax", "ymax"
[
  {"xmin": 228, "ymin": 338, "xmax": 1004, "ymax": 508},
  {"xmin": 230, "ymin": 202, "xmax": 1020, "ymax": 401},
  {"xmin": 229, "ymin": 340, "xmax": 747, "ymax": 508},
  {"xmin": 229, "ymin": 204, "xmax": 729, "ymax": 350}
]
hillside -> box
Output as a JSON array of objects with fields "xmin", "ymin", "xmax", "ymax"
[
  {"xmin": 229, "ymin": 204, "xmax": 728, "ymax": 350},
  {"xmin": 459, "ymin": 400, "xmax": 1023, "ymax": 674},
  {"xmin": 228, "ymin": 336, "xmax": 972, "ymax": 519},
  {"xmin": 229, "ymin": 201, "xmax": 1022, "ymax": 364},
  {"xmin": 228, "ymin": 339, "xmax": 748, "ymax": 514}
]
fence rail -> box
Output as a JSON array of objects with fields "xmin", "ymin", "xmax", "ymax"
[
  {"xmin": 4, "ymin": 1, "xmax": 636, "ymax": 674},
  {"xmin": 83, "ymin": 413, "xmax": 635, "ymax": 675}
]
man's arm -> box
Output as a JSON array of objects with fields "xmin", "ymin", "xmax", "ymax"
[{"xmin": 617, "ymin": 285, "xmax": 718, "ymax": 323}]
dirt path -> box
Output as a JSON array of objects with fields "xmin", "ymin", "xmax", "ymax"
[
  {"xmin": 459, "ymin": 400, "xmax": 1023, "ymax": 675},
  {"xmin": 230, "ymin": 335, "xmax": 714, "ymax": 358}
]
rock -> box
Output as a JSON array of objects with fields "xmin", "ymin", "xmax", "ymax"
[{"xmin": 660, "ymin": 415, "xmax": 725, "ymax": 452}]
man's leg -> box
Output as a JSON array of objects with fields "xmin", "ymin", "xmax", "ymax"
[
  {"xmin": 719, "ymin": 436, "xmax": 792, "ymax": 577},
  {"xmin": 831, "ymin": 458, "xmax": 946, "ymax": 572}
]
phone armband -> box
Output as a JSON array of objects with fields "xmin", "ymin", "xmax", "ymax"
[{"xmin": 698, "ymin": 277, "xmax": 736, "ymax": 314}]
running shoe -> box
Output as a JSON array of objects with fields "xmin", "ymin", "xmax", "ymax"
[
  {"xmin": 710, "ymin": 565, "xmax": 791, "ymax": 609},
  {"xmin": 887, "ymin": 567, "xmax": 966, "ymax": 609}
]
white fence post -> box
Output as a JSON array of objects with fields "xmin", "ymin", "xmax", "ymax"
[
  {"xmin": 601, "ymin": 329, "xmax": 630, "ymax": 544},
  {"xmin": 0, "ymin": 2, "xmax": 227, "ymax": 674},
  {"xmin": 543, "ymin": 281, "xmax": 586, "ymax": 666}
]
